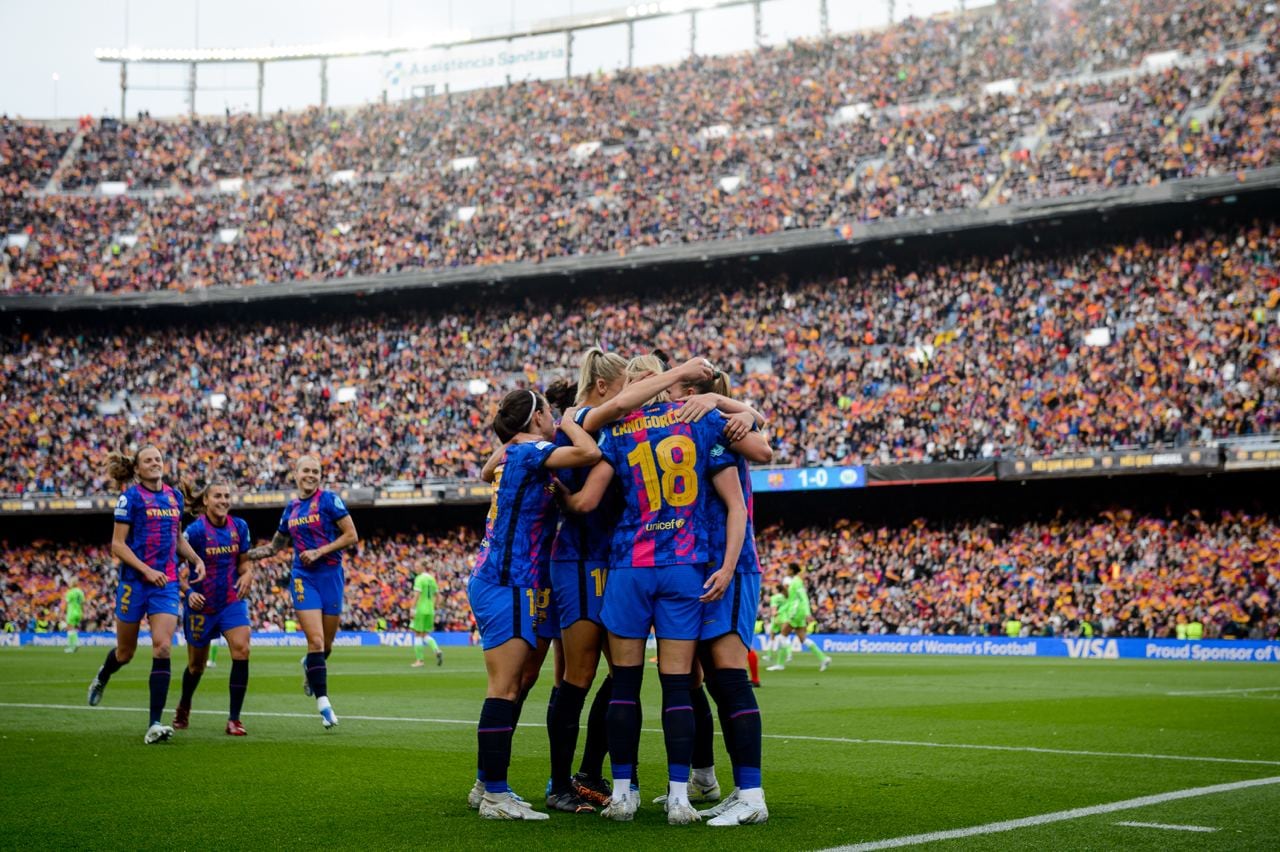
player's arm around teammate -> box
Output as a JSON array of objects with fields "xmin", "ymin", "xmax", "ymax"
[
  {"xmin": 173, "ymin": 479, "xmax": 257, "ymax": 735},
  {"xmin": 468, "ymin": 390, "xmax": 599, "ymax": 820},
  {"xmin": 88, "ymin": 445, "xmax": 204, "ymax": 745}
]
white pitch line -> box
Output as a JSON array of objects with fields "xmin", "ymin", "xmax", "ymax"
[
  {"xmin": 1166, "ymin": 686, "xmax": 1280, "ymax": 697},
  {"xmin": 821, "ymin": 776, "xmax": 1280, "ymax": 852},
  {"xmin": 1114, "ymin": 821, "xmax": 1219, "ymax": 832},
  {"xmin": 3, "ymin": 702, "xmax": 1280, "ymax": 769}
]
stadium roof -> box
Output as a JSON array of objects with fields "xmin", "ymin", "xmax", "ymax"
[{"xmin": 94, "ymin": 0, "xmax": 763, "ymax": 64}]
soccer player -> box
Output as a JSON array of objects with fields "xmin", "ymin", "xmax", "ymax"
[
  {"xmin": 88, "ymin": 445, "xmax": 207, "ymax": 745},
  {"xmin": 409, "ymin": 569, "xmax": 443, "ymax": 668},
  {"xmin": 544, "ymin": 350, "xmax": 718, "ymax": 814},
  {"xmin": 173, "ymin": 478, "xmax": 256, "ymax": 736},
  {"xmin": 674, "ymin": 368, "xmax": 772, "ymax": 825},
  {"xmin": 467, "ymin": 389, "xmax": 599, "ymax": 821},
  {"xmin": 64, "ymin": 579, "xmax": 84, "ymax": 653},
  {"xmin": 245, "ymin": 456, "xmax": 358, "ymax": 729},
  {"xmin": 769, "ymin": 564, "xmax": 831, "ymax": 671},
  {"xmin": 564, "ymin": 354, "xmax": 770, "ymax": 825}
]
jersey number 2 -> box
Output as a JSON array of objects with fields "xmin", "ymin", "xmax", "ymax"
[{"xmin": 626, "ymin": 435, "xmax": 698, "ymax": 513}]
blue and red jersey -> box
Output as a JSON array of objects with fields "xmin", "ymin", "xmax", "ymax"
[
  {"xmin": 703, "ymin": 441, "xmax": 760, "ymax": 575},
  {"xmin": 277, "ymin": 490, "xmax": 350, "ymax": 573},
  {"xmin": 473, "ymin": 440, "xmax": 558, "ymax": 588},
  {"xmin": 597, "ymin": 402, "xmax": 727, "ymax": 568},
  {"xmin": 551, "ymin": 406, "xmax": 621, "ymax": 564},
  {"xmin": 113, "ymin": 483, "xmax": 184, "ymax": 582},
  {"xmin": 183, "ymin": 514, "xmax": 250, "ymax": 612}
]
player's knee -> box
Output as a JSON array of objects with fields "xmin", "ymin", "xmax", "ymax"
[
  {"xmin": 152, "ymin": 644, "xmax": 172, "ymax": 659},
  {"xmin": 188, "ymin": 660, "xmax": 206, "ymax": 675},
  {"xmin": 115, "ymin": 646, "xmax": 136, "ymax": 664}
]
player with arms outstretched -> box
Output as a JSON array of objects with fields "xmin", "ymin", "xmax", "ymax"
[
  {"xmin": 173, "ymin": 478, "xmax": 256, "ymax": 736},
  {"xmin": 88, "ymin": 445, "xmax": 206, "ymax": 745},
  {"xmin": 246, "ymin": 456, "xmax": 359, "ymax": 728}
]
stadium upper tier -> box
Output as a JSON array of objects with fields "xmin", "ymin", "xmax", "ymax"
[
  {"xmin": 1, "ymin": 0, "xmax": 1277, "ymax": 296},
  {"xmin": 7, "ymin": 508, "xmax": 1275, "ymax": 638},
  {"xmin": 3, "ymin": 219, "xmax": 1276, "ymax": 496}
]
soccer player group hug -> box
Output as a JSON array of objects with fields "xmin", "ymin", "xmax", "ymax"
[{"xmin": 468, "ymin": 349, "xmax": 774, "ymax": 826}]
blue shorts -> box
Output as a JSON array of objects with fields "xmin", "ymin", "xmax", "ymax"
[
  {"xmin": 700, "ymin": 572, "xmax": 761, "ymax": 648},
  {"xmin": 601, "ymin": 564, "xmax": 705, "ymax": 641},
  {"xmin": 184, "ymin": 600, "xmax": 251, "ymax": 647},
  {"xmin": 290, "ymin": 567, "xmax": 344, "ymax": 616},
  {"xmin": 468, "ymin": 575, "xmax": 535, "ymax": 650},
  {"xmin": 534, "ymin": 586, "xmax": 559, "ymax": 640},
  {"xmin": 551, "ymin": 560, "xmax": 607, "ymax": 629},
  {"xmin": 115, "ymin": 579, "xmax": 180, "ymax": 623}
]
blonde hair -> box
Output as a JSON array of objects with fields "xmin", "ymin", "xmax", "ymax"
[
  {"xmin": 626, "ymin": 353, "xmax": 670, "ymax": 407},
  {"xmin": 576, "ymin": 347, "xmax": 627, "ymax": 404}
]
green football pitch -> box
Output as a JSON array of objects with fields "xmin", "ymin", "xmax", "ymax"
[{"xmin": 1, "ymin": 647, "xmax": 1277, "ymax": 851}]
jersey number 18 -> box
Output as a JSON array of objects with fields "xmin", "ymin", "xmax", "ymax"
[{"xmin": 626, "ymin": 435, "xmax": 698, "ymax": 513}]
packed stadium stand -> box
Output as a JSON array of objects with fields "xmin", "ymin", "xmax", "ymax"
[
  {"xmin": 1, "ymin": 0, "xmax": 1276, "ymax": 295},
  {"xmin": 3, "ymin": 218, "xmax": 1276, "ymax": 495},
  {"xmin": 2, "ymin": 0, "xmax": 1278, "ymax": 648},
  {"xmin": 7, "ymin": 505, "xmax": 1277, "ymax": 639}
]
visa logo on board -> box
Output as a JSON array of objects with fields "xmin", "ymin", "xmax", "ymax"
[{"xmin": 1064, "ymin": 638, "xmax": 1120, "ymax": 659}]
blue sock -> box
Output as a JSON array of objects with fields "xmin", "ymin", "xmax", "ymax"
[
  {"xmin": 478, "ymin": 697, "xmax": 516, "ymax": 795},
  {"xmin": 659, "ymin": 671, "xmax": 695, "ymax": 784},
  {"xmin": 714, "ymin": 668, "xmax": 762, "ymax": 789},
  {"xmin": 304, "ymin": 651, "xmax": 328, "ymax": 699},
  {"xmin": 148, "ymin": 657, "xmax": 171, "ymax": 726},
  {"xmin": 607, "ymin": 665, "xmax": 643, "ymax": 784},
  {"xmin": 228, "ymin": 659, "xmax": 249, "ymax": 721}
]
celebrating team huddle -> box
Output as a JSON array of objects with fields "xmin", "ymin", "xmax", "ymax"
[
  {"xmin": 469, "ymin": 349, "xmax": 777, "ymax": 826},
  {"xmin": 84, "ymin": 345, "xmax": 786, "ymax": 828}
]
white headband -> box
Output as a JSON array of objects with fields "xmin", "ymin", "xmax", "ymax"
[{"xmin": 520, "ymin": 390, "xmax": 537, "ymax": 429}]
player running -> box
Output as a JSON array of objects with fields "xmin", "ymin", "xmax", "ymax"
[
  {"xmin": 768, "ymin": 564, "xmax": 831, "ymax": 671},
  {"xmin": 468, "ymin": 389, "xmax": 600, "ymax": 821},
  {"xmin": 245, "ymin": 456, "xmax": 359, "ymax": 729},
  {"xmin": 88, "ymin": 445, "xmax": 206, "ymax": 745},
  {"xmin": 171, "ymin": 478, "xmax": 257, "ymax": 736},
  {"xmin": 564, "ymin": 354, "xmax": 770, "ymax": 825},
  {"xmin": 64, "ymin": 579, "xmax": 84, "ymax": 653},
  {"xmin": 409, "ymin": 569, "xmax": 443, "ymax": 667}
]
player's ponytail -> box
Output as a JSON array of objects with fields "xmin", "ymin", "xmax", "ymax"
[
  {"xmin": 682, "ymin": 368, "xmax": 732, "ymax": 397},
  {"xmin": 105, "ymin": 444, "xmax": 158, "ymax": 490},
  {"xmin": 180, "ymin": 474, "xmax": 230, "ymax": 517},
  {"xmin": 544, "ymin": 379, "xmax": 577, "ymax": 414},
  {"xmin": 575, "ymin": 347, "xmax": 627, "ymax": 404},
  {"xmin": 493, "ymin": 389, "xmax": 546, "ymax": 442}
]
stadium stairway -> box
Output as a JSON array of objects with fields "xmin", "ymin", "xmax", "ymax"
[
  {"xmin": 979, "ymin": 94, "xmax": 1072, "ymax": 209},
  {"xmin": 45, "ymin": 129, "xmax": 86, "ymax": 193}
]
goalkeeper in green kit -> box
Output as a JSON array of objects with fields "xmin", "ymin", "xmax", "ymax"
[
  {"xmin": 409, "ymin": 570, "xmax": 443, "ymax": 667},
  {"xmin": 64, "ymin": 580, "xmax": 85, "ymax": 653}
]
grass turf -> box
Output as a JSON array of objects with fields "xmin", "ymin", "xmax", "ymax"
[{"xmin": 1, "ymin": 647, "xmax": 1278, "ymax": 850}]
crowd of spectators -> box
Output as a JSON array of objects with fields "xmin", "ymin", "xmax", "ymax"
[
  {"xmin": 5, "ymin": 506, "xmax": 1275, "ymax": 640},
  {"xmin": 3, "ymin": 217, "xmax": 1276, "ymax": 496},
  {"xmin": 1, "ymin": 1, "xmax": 1276, "ymax": 295}
]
